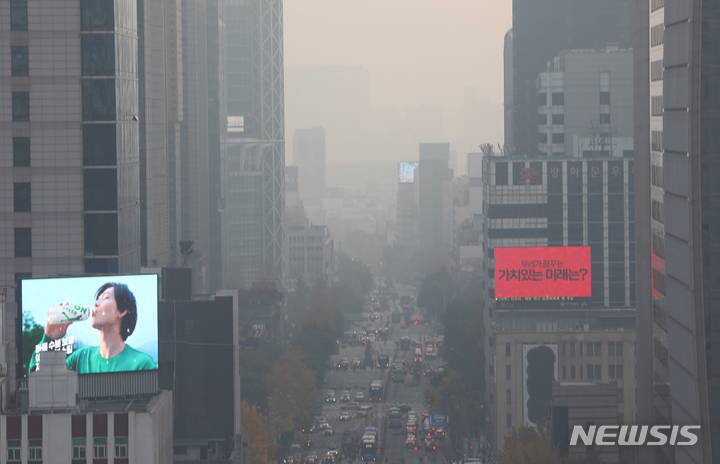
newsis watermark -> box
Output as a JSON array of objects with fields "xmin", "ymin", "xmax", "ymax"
[{"xmin": 570, "ymin": 425, "xmax": 701, "ymax": 446}]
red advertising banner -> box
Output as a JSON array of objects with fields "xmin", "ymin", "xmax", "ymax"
[{"xmin": 495, "ymin": 246, "xmax": 591, "ymax": 298}]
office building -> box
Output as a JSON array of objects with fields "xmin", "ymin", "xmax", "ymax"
[
  {"xmin": 511, "ymin": 0, "xmax": 632, "ymax": 157},
  {"xmin": 537, "ymin": 47, "xmax": 634, "ymax": 157},
  {"xmin": 481, "ymin": 155, "xmax": 636, "ymax": 450},
  {"xmin": 418, "ymin": 143, "xmax": 453, "ymax": 252},
  {"xmin": 286, "ymin": 214, "xmax": 336, "ymax": 284},
  {"xmin": 504, "ymin": 29, "xmax": 513, "ymax": 152},
  {"xmin": 222, "ymin": 0, "xmax": 286, "ymax": 290},
  {"xmin": 293, "ymin": 127, "xmax": 326, "ymax": 201},
  {"xmin": 635, "ymin": 1, "xmax": 719, "ymax": 462},
  {"xmin": 396, "ymin": 162, "xmax": 419, "ymax": 250}
]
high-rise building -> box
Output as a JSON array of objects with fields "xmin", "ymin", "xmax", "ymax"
[
  {"xmin": 396, "ymin": 162, "xmax": 419, "ymax": 250},
  {"xmin": 481, "ymin": 155, "xmax": 636, "ymax": 452},
  {"xmin": 537, "ymin": 47, "xmax": 634, "ymax": 157},
  {"xmin": 635, "ymin": 1, "xmax": 719, "ymax": 462},
  {"xmin": 293, "ymin": 127, "xmax": 326, "ymax": 202},
  {"xmin": 1, "ymin": 0, "xmax": 172, "ymax": 388},
  {"xmin": 504, "ymin": 29, "xmax": 513, "ymax": 152},
  {"xmin": 511, "ymin": 0, "xmax": 632, "ymax": 157},
  {"xmin": 222, "ymin": 0, "xmax": 286, "ymax": 290},
  {"xmin": 418, "ymin": 143, "xmax": 453, "ymax": 252}
]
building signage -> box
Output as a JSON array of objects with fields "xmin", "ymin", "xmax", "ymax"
[{"xmin": 495, "ymin": 246, "xmax": 591, "ymax": 298}]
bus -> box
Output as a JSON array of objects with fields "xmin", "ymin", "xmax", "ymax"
[
  {"xmin": 388, "ymin": 407, "xmax": 402, "ymax": 429},
  {"xmin": 360, "ymin": 437, "xmax": 378, "ymax": 461},
  {"xmin": 391, "ymin": 363, "xmax": 406, "ymax": 383},
  {"xmin": 377, "ymin": 353, "xmax": 390, "ymax": 369},
  {"xmin": 378, "ymin": 327, "xmax": 389, "ymax": 341},
  {"xmin": 369, "ymin": 380, "xmax": 383, "ymax": 402}
]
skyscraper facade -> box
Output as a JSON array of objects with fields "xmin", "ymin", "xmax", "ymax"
[
  {"xmin": 636, "ymin": 1, "xmax": 720, "ymax": 462},
  {"xmin": 293, "ymin": 127, "xmax": 326, "ymax": 200},
  {"xmin": 512, "ymin": 0, "xmax": 632, "ymax": 157},
  {"xmin": 418, "ymin": 143, "xmax": 452, "ymax": 252}
]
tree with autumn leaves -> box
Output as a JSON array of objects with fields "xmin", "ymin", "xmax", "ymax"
[
  {"xmin": 266, "ymin": 350, "xmax": 320, "ymax": 434},
  {"xmin": 498, "ymin": 425, "xmax": 559, "ymax": 464},
  {"xmin": 241, "ymin": 401, "xmax": 277, "ymax": 464}
]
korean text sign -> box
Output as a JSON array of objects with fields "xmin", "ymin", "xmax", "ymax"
[{"xmin": 495, "ymin": 246, "xmax": 591, "ymax": 298}]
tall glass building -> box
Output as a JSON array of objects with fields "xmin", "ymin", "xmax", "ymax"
[{"xmin": 636, "ymin": 0, "xmax": 720, "ymax": 462}]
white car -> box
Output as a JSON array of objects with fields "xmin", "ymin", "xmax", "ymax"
[
  {"xmin": 339, "ymin": 413, "xmax": 351, "ymax": 421},
  {"xmin": 354, "ymin": 391, "xmax": 364, "ymax": 401}
]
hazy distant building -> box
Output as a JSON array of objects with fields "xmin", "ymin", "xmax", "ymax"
[
  {"xmin": 537, "ymin": 47, "xmax": 634, "ymax": 157},
  {"xmin": 418, "ymin": 143, "xmax": 453, "ymax": 252},
  {"xmin": 285, "ymin": 166, "xmax": 300, "ymax": 207},
  {"xmin": 635, "ymin": 1, "xmax": 719, "ymax": 462},
  {"xmin": 397, "ymin": 162, "xmax": 419, "ymax": 249},
  {"xmin": 512, "ymin": 0, "xmax": 632, "ymax": 157},
  {"xmin": 293, "ymin": 127, "xmax": 326, "ymax": 201},
  {"xmin": 285, "ymin": 66, "xmax": 369, "ymax": 165},
  {"xmin": 287, "ymin": 215, "xmax": 336, "ymax": 284}
]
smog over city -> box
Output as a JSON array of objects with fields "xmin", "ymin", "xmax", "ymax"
[{"xmin": 1, "ymin": 0, "xmax": 716, "ymax": 463}]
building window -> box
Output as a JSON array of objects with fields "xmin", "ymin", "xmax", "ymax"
[
  {"xmin": 594, "ymin": 342, "xmax": 602, "ymax": 356},
  {"xmin": 506, "ymin": 389, "xmax": 511, "ymax": 404},
  {"xmin": 7, "ymin": 439, "xmax": 21, "ymax": 461},
  {"xmin": 579, "ymin": 343, "xmax": 583, "ymax": 356},
  {"xmin": 81, "ymin": 0, "xmax": 115, "ymax": 31},
  {"xmin": 82, "ymin": 79, "xmax": 116, "ymax": 121},
  {"xmin": 616, "ymin": 342, "xmax": 623, "ymax": 356},
  {"xmin": 570, "ymin": 365, "xmax": 576, "ymax": 379},
  {"xmin": 552, "ymin": 114, "xmax": 564, "ymax": 125},
  {"xmin": 73, "ymin": 438, "xmax": 87, "ymax": 459},
  {"xmin": 616, "ymin": 365, "xmax": 623, "ymax": 379},
  {"xmin": 609, "ymin": 364, "xmax": 616, "ymax": 379},
  {"xmin": 595, "ymin": 365, "xmax": 601, "ymax": 379},
  {"xmin": 94, "ymin": 437, "xmax": 107, "ymax": 458},
  {"xmin": 580, "ymin": 365, "xmax": 583, "ymax": 379},
  {"xmin": 552, "ymin": 92, "xmax": 564, "ymax": 106},
  {"xmin": 587, "ymin": 342, "xmax": 593, "ymax": 356},
  {"xmin": 115, "ymin": 437, "xmax": 128, "ymax": 457},
  {"xmin": 14, "ymin": 183, "xmax": 31, "ymax": 212},
  {"xmin": 84, "ymin": 213, "xmax": 118, "ymax": 255},
  {"xmin": 608, "ymin": 343, "xmax": 615, "ymax": 356},
  {"xmin": 538, "ymin": 132, "xmax": 547, "ymax": 144},
  {"xmin": 28, "ymin": 439, "xmax": 42, "ymax": 460},
  {"xmin": 552, "ymin": 133, "xmax": 565, "ymax": 144},
  {"xmin": 587, "ymin": 364, "xmax": 594, "ymax": 379},
  {"xmin": 15, "ymin": 227, "xmax": 31, "ymax": 257},
  {"xmin": 538, "ymin": 114, "xmax": 547, "ymax": 125},
  {"xmin": 11, "ymin": 46, "xmax": 29, "ymax": 76},
  {"xmin": 83, "ymin": 168, "xmax": 117, "ymax": 210},
  {"xmin": 506, "ymin": 365, "xmax": 511, "ymax": 380},
  {"xmin": 562, "ymin": 365, "xmax": 566, "ymax": 380},
  {"xmin": 13, "ymin": 137, "xmax": 30, "ymax": 166},
  {"xmin": 81, "ymin": 34, "xmax": 115, "ymax": 76},
  {"xmin": 506, "ymin": 343, "xmax": 511, "ymax": 356},
  {"xmin": 600, "ymin": 92, "xmax": 611, "ymax": 105},
  {"xmin": 570, "ymin": 342, "xmax": 575, "ymax": 356},
  {"xmin": 12, "ymin": 91, "xmax": 30, "ymax": 122},
  {"xmin": 507, "ymin": 413, "xmax": 512, "ymax": 429},
  {"xmin": 10, "ymin": 1, "xmax": 28, "ymax": 30},
  {"xmin": 600, "ymin": 113, "xmax": 610, "ymax": 124}
]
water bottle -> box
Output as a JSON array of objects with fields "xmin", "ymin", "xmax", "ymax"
[{"xmin": 47, "ymin": 302, "xmax": 91, "ymax": 324}]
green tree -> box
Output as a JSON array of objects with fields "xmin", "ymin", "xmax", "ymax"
[
  {"xmin": 267, "ymin": 351, "xmax": 319, "ymax": 433},
  {"xmin": 442, "ymin": 298, "xmax": 484, "ymax": 387},
  {"xmin": 238, "ymin": 343, "xmax": 284, "ymax": 411},
  {"xmin": 425, "ymin": 369, "xmax": 483, "ymax": 444},
  {"xmin": 22, "ymin": 312, "xmax": 44, "ymax": 373},
  {"xmin": 498, "ymin": 425, "xmax": 559, "ymax": 464}
]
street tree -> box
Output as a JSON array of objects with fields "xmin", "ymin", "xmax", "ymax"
[
  {"xmin": 498, "ymin": 425, "xmax": 559, "ymax": 464},
  {"xmin": 267, "ymin": 351, "xmax": 319, "ymax": 433},
  {"xmin": 241, "ymin": 401, "xmax": 277, "ymax": 464}
]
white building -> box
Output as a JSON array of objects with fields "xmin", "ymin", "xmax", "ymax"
[{"xmin": 287, "ymin": 213, "xmax": 336, "ymax": 284}]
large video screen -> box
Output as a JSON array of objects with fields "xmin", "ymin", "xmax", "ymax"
[
  {"xmin": 21, "ymin": 274, "xmax": 158, "ymax": 376},
  {"xmin": 399, "ymin": 162, "xmax": 419, "ymax": 183},
  {"xmin": 494, "ymin": 246, "xmax": 591, "ymax": 298}
]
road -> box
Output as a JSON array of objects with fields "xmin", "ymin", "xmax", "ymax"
[{"xmin": 301, "ymin": 284, "xmax": 447, "ymax": 464}]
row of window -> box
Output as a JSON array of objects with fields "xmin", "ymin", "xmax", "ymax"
[
  {"xmin": 504, "ymin": 341, "xmax": 624, "ymax": 357},
  {"xmin": 8, "ymin": 437, "xmax": 127, "ymax": 461},
  {"xmin": 538, "ymin": 113, "xmax": 565, "ymax": 126},
  {"xmin": 538, "ymin": 133, "xmax": 565, "ymax": 144}
]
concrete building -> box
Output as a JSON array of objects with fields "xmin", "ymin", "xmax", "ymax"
[
  {"xmin": 493, "ymin": 328, "xmax": 636, "ymax": 459},
  {"xmin": 293, "ymin": 127, "xmax": 326, "ymax": 202},
  {"xmin": 418, "ymin": 143, "xmax": 453, "ymax": 253},
  {"xmin": 481, "ymin": 154, "xmax": 636, "ymax": 451},
  {"xmin": 511, "ymin": 0, "xmax": 632, "ymax": 157},
  {"xmin": 286, "ymin": 214, "xmax": 336, "ymax": 284},
  {"xmin": 635, "ymin": 1, "xmax": 719, "ymax": 463},
  {"xmin": 0, "ymin": 0, "xmax": 177, "ymax": 393},
  {"xmin": 503, "ymin": 29, "xmax": 513, "ymax": 153},
  {"xmin": 537, "ymin": 47, "xmax": 634, "ymax": 158}
]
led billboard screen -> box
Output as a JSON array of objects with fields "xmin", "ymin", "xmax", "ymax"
[
  {"xmin": 21, "ymin": 274, "xmax": 158, "ymax": 376},
  {"xmin": 494, "ymin": 246, "xmax": 591, "ymax": 298},
  {"xmin": 398, "ymin": 162, "xmax": 419, "ymax": 183}
]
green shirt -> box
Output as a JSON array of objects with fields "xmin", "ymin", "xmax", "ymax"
[{"xmin": 30, "ymin": 334, "xmax": 156, "ymax": 374}]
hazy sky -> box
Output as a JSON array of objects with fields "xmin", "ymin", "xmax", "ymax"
[{"xmin": 284, "ymin": 1, "xmax": 512, "ymax": 113}]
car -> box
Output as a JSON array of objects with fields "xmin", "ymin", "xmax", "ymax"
[
  {"xmin": 354, "ymin": 391, "xmax": 364, "ymax": 401},
  {"xmin": 327, "ymin": 448, "xmax": 339, "ymax": 457},
  {"xmin": 340, "ymin": 358, "xmax": 349, "ymax": 369},
  {"xmin": 424, "ymin": 438, "xmax": 436, "ymax": 451},
  {"xmin": 322, "ymin": 426, "xmax": 335, "ymax": 436},
  {"xmin": 326, "ymin": 396, "xmax": 336, "ymax": 403},
  {"xmin": 406, "ymin": 436, "xmax": 418, "ymax": 450},
  {"xmin": 304, "ymin": 454, "xmax": 318, "ymax": 464},
  {"xmin": 318, "ymin": 420, "xmax": 330, "ymax": 430},
  {"xmin": 302, "ymin": 438, "xmax": 313, "ymax": 449},
  {"xmin": 339, "ymin": 412, "xmax": 351, "ymax": 421},
  {"xmin": 351, "ymin": 358, "xmax": 362, "ymax": 368},
  {"xmin": 357, "ymin": 405, "xmax": 372, "ymax": 417},
  {"xmin": 285, "ymin": 456, "xmax": 296, "ymax": 464}
]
